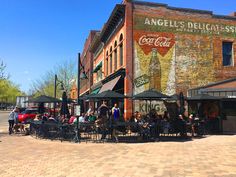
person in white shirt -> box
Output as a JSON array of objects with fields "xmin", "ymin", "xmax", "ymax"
[{"xmin": 78, "ymin": 113, "xmax": 85, "ymax": 123}]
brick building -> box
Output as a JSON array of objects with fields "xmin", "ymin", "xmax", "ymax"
[
  {"xmin": 70, "ymin": 30, "xmax": 98, "ymax": 111},
  {"xmin": 86, "ymin": 0, "xmax": 236, "ymax": 122}
]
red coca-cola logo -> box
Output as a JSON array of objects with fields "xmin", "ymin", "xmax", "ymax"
[
  {"xmin": 134, "ymin": 31, "xmax": 175, "ymax": 56},
  {"xmin": 139, "ymin": 35, "xmax": 172, "ymax": 47}
]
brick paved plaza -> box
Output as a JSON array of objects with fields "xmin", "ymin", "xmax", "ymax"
[
  {"xmin": 1, "ymin": 133, "xmax": 236, "ymax": 177},
  {"xmin": 1, "ymin": 112, "xmax": 236, "ymax": 177}
]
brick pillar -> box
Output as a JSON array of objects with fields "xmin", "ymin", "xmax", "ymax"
[{"xmin": 124, "ymin": 0, "xmax": 133, "ymax": 120}]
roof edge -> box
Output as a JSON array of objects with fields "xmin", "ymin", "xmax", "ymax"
[
  {"xmin": 133, "ymin": 0, "xmax": 236, "ymax": 20},
  {"xmin": 189, "ymin": 77, "xmax": 236, "ymax": 91}
]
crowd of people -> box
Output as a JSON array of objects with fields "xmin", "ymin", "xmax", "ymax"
[{"xmin": 8, "ymin": 103, "xmax": 206, "ymax": 140}]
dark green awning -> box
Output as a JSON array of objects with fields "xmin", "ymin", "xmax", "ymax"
[
  {"xmin": 91, "ymin": 87, "xmax": 101, "ymax": 94},
  {"xmin": 93, "ymin": 62, "xmax": 102, "ymax": 73}
]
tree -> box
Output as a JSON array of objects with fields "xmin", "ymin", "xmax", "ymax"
[
  {"xmin": 30, "ymin": 60, "xmax": 76, "ymax": 98},
  {"xmin": 0, "ymin": 60, "xmax": 9, "ymax": 80},
  {"xmin": 0, "ymin": 59, "xmax": 23, "ymax": 105},
  {"xmin": 0, "ymin": 79, "xmax": 22, "ymax": 104}
]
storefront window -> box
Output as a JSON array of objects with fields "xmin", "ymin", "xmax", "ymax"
[{"xmin": 223, "ymin": 101, "xmax": 236, "ymax": 116}]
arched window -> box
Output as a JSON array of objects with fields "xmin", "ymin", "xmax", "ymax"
[
  {"xmin": 119, "ymin": 34, "xmax": 123, "ymax": 67},
  {"xmin": 106, "ymin": 51, "xmax": 109, "ymax": 75},
  {"xmin": 109, "ymin": 46, "xmax": 113, "ymax": 74},
  {"xmin": 114, "ymin": 41, "xmax": 117, "ymax": 71}
]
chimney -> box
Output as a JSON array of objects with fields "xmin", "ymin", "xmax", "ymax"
[{"xmin": 229, "ymin": 12, "xmax": 236, "ymax": 17}]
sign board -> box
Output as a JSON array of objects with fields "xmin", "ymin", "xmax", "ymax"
[
  {"xmin": 134, "ymin": 74, "xmax": 150, "ymax": 87},
  {"xmin": 134, "ymin": 15, "xmax": 236, "ymax": 37},
  {"xmin": 75, "ymin": 105, "xmax": 81, "ymax": 116}
]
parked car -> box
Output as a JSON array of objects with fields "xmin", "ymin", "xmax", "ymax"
[{"xmin": 18, "ymin": 108, "xmax": 38, "ymax": 123}]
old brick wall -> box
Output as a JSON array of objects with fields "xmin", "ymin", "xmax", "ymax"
[
  {"xmin": 80, "ymin": 30, "xmax": 98, "ymax": 95},
  {"xmin": 132, "ymin": 3, "xmax": 236, "ymax": 96}
]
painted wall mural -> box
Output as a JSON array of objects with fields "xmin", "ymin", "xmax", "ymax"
[
  {"xmin": 133, "ymin": 30, "xmax": 176, "ymax": 114},
  {"xmin": 133, "ymin": 14, "xmax": 223, "ymax": 113},
  {"xmin": 133, "ymin": 30, "xmax": 176, "ymax": 95}
]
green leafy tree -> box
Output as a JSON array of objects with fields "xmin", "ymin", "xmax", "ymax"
[
  {"xmin": 0, "ymin": 60, "xmax": 9, "ymax": 80},
  {"xmin": 31, "ymin": 60, "xmax": 76, "ymax": 98},
  {"xmin": 0, "ymin": 59, "xmax": 23, "ymax": 104}
]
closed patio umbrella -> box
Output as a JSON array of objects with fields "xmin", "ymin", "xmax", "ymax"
[
  {"xmin": 179, "ymin": 92, "xmax": 185, "ymax": 115},
  {"xmin": 60, "ymin": 91, "xmax": 69, "ymax": 116}
]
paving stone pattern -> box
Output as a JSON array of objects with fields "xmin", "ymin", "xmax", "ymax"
[
  {"xmin": 0, "ymin": 132, "xmax": 236, "ymax": 177},
  {"xmin": 0, "ymin": 112, "xmax": 235, "ymax": 177}
]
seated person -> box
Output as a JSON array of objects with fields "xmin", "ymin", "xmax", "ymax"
[
  {"xmin": 188, "ymin": 114, "xmax": 195, "ymax": 137},
  {"xmin": 69, "ymin": 116, "xmax": 76, "ymax": 124},
  {"xmin": 130, "ymin": 111, "xmax": 140, "ymax": 123},
  {"xmin": 48, "ymin": 115, "xmax": 57, "ymax": 122},
  {"xmin": 42, "ymin": 114, "xmax": 48, "ymax": 121},
  {"xmin": 88, "ymin": 113, "xmax": 96, "ymax": 122},
  {"xmin": 79, "ymin": 113, "xmax": 86, "ymax": 123},
  {"xmin": 73, "ymin": 113, "xmax": 86, "ymax": 124},
  {"xmin": 34, "ymin": 114, "xmax": 41, "ymax": 121}
]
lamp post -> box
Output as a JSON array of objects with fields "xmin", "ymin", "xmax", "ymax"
[
  {"xmin": 74, "ymin": 52, "xmax": 88, "ymax": 143},
  {"xmin": 54, "ymin": 74, "xmax": 64, "ymax": 118}
]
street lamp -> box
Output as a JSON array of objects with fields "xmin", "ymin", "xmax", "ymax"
[
  {"xmin": 77, "ymin": 53, "xmax": 88, "ymax": 105},
  {"xmin": 74, "ymin": 52, "xmax": 88, "ymax": 143},
  {"xmin": 54, "ymin": 74, "xmax": 64, "ymax": 117}
]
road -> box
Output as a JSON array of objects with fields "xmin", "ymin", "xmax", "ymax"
[
  {"xmin": 0, "ymin": 112, "xmax": 236, "ymax": 177},
  {"xmin": 0, "ymin": 111, "xmax": 9, "ymax": 133}
]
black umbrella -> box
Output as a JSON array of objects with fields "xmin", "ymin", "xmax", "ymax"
[
  {"xmin": 27, "ymin": 95, "xmax": 61, "ymax": 103},
  {"xmin": 133, "ymin": 89, "xmax": 170, "ymax": 113},
  {"xmin": 179, "ymin": 92, "xmax": 185, "ymax": 115},
  {"xmin": 132, "ymin": 89, "xmax": 170, "ymax": 100},
  {"xmin": 60, "ymin": 91, "xmax": 69, "ymax": 116},
  {"xmin": 87, "ymin": 90, "xmax": 126, "ymax": 100},
  {"xmin": 165, "ymin": 94, "xmax": 179, "ymax": 101},
  {"xmin": 38, "ymin": 102, "xmax": 45, "ymax": 114}
]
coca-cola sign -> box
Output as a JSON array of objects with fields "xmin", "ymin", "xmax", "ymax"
[
  {"xmin": 139, "ymin": 35, "xmax": 172, "ymax": 48},
  {"xmin": 134, "ymin": 31, "xmax": 175, "ymax": 56}
]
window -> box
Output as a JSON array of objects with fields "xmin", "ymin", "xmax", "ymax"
[
  {"xmin": 119, "ymin": 34, "xmax": 124, "ymax": 67},
  {"xmin": 106, "ymin": 51, "xmax": 109, "ymax": 75},
  {"xmin": 114, "ymin": 49, "xmax": 117, "ymax": 71},
  {"xmin": 97, "ymin": 68, "xmax": 102, "ymax": 82},
  {"xmin": 114, "ymin": 41, "xmax": 117, "ymax": 71},
  {"xmin": 222, "ymin": 42, "xmax": 234, "ymax": 66},
  {"xmin": 110, "ymin": 53, "xmax": 113, "ymax": 74},
  {"xmin": 119, "ymin": 43, "xmax": 123, "ymax": 66},
  {"xmin": 110, "ymin": 47, "xmax": 113, "ymax": 74}
]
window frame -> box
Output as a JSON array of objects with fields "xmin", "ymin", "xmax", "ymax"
[{"xmin": 222, "ymin": 41, "xmax": 234, "ymax": 67}]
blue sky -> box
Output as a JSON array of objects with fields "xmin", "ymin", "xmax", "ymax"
[{"xmin": 0, "ymin": 0, "xmax": 236, "ymax": 93}]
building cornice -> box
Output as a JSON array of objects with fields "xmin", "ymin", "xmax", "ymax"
[{"xmin": 133, "ymin": 0, "xmax": 236, "ymax": 21}]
